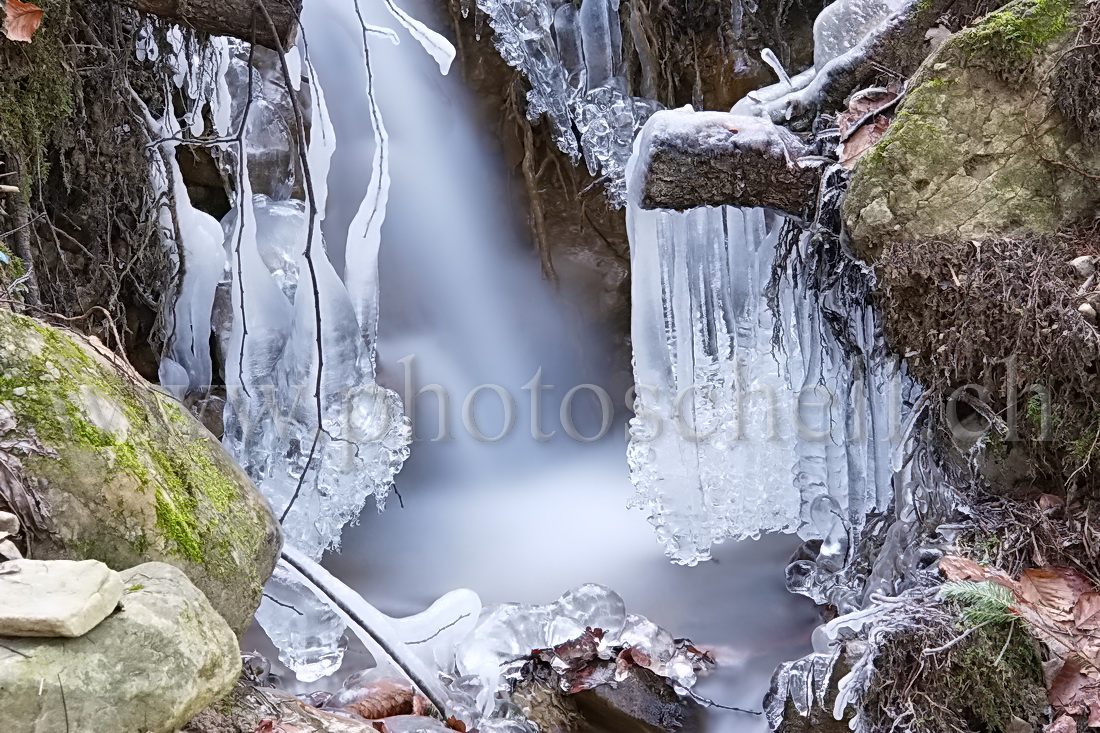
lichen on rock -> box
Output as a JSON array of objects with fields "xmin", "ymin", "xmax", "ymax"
[
  {"xmin": 0, "ymin": 309, "xmax": 281, "ymax": 633},
  {"xmin": 0, "ymin": 562, "xmax": 241, "ymax": 733},
  {"xmin": 843, "ymin": 0, "xmax": 1100, "ymax": 260}
]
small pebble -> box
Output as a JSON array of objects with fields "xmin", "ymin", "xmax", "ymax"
[
  {"xmin": 1070, "ymin": 255, "xmax": 1096, "ymax": 279},
  {"xmin": 1079, "ymin": 302, "xmax": 1097, "ymax": 324},
  {"xmin": 12, "ymin": 387, "xmax": 25, "ymax": 397}
]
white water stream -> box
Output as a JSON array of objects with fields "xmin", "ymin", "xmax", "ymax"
[{"xmin": 236, "ymin": 0, "xmax": 819, "ymax": 727}]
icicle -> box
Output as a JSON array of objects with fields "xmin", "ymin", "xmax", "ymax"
[
  {"xmin": 379, "ymin": 0, "xmax": 456, "ymax": 73},
  {"xmin": 342, "ymin": 27, "xmax": 391, "ymax": 356}
]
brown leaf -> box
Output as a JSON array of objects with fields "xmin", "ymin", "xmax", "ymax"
[
  {"xmin": 839, "ymin": 116, "xmax": 890, "ymax": 169},
  {"xmin": 1076, "ymin": 592, "xmax": 1100, "ymax": 630},
  {"xmin": 1038, "ymin": 493, "xmax": 1065, "ymax": 511},
  {"xmin": 1044, "ymin": 715, "xmax": 1077, "ymax": 733},
  {"xmin": 3, "ymin": 0, "xmax": 43, "ymax": 42},
  {"xmin": 1048, "ymin": 656, "xmax": 1100, "ymax": 721},
  {"xmin": 445, "ymin": 716, "xmax": 467, "ymax": 732},
  {"xmin": 1020, "ymin": 567, "xmax": 1091, "ymax": 618},
  {"xmin": 939, "ymin": 555, "xmax": 992, "ymax": 582},
  {"xmin": 837, "ymin": 87, "xmax": 899, "ymax": 169}
]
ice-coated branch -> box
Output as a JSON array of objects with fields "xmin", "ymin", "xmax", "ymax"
[
  {"xmin": 633, "ymin": 110, "xmax": 818, "ymax": 215},
  {"xmin": 111, "ymin": 0, "xmax": 301, "ymax": 50},
  {"xmin": 278, "ymin": 545, "xmax": 465, "ymax": 722}
]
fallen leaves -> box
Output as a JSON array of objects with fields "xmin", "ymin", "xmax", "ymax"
[
  {"xmin": 940, "ymin": 555, "xmax": 1100, "ymax": 724},
  {"xmin": 2, "ymin": 0, "xmax": 43, "ymax": 43},
  {"xmin": 837, "ymin": 85, "xmax": 901, "ymax": 169}
]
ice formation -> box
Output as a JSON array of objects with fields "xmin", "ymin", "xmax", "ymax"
[
  {"xmin": 474, "ymin": 0, "xmax": 658, "ymax": 204},
  {"xmin": 143, "ymin": 0, "xmax": 456, "ymax": 678},
  {"xmin": 454, "ymin": 583, "xmax": 708, "ymax": 722},
  {"xmin": 136, "ymin": 30, "xmax": 233, "ymax": 398},
  {"xmin": 623, "ymin": 109, "xmax": 903, "ymax": 566}
]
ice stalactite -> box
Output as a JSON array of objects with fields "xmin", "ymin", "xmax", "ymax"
[
  {"xmin": 215, "ymin": 38, "xmax": 413, "ymax": 678},
  {"xmin": 625, "ymin": 109, "xmax": 908, "ymax": 568},
  {"xmin": 137, "ymin": 32, "xmax": 234, "ymax": 398},
  {"xmin": 475, "ymin": 0, "xmax": 657, "ymax": 204}
]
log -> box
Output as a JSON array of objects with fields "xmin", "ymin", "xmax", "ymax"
[
  {"xmin": 113, "ymin": 0, "xmax": 301, "ymax": 51},
  {"xmin": 635, "ymin": 110, "xmax": 818, "ymax": 214}
]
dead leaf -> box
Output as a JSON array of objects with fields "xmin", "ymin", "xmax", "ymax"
[
  {"xmin": 839, "ymin": 116, "xmax": 890, "ymax": 168},
  {"xmin": 1044, "ymin": 714, "xmax": 1077, "ymax": 733},
  {"xmin": 1020, "ymin": 568, "xmax": 1081, "ymax": 617},
  {"xmin": 939, "ymin": 555, "xmax": 993, "ymax": 582},
  {"xmin": 837, "ymin": 86, "xmax": 899, "ymax": 169},
  {"xmin": 1076, "ymin": 592, "xmax": 1100, "ymax": 630},
  {"xmin": 1048, "ymin": 656, "xmax": 1100, "ymax": 721},
  {"xmin": 1038, "ymin": 493, "xmax": 1065, "ymax": 511},
  {"xmin": 445, "ymin": 716, "xmax": 467, "ymax": 732},
  {"xmin": 3, "ymin": 0, "xmax": 43, "ymax": 43}
]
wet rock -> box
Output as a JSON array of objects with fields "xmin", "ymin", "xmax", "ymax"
[
  {"xmin": 0, "ymin": 310, "xmax": 281, "ymax": 634},
  {"xmin": 0, "ymin": 562, "xmax": 239, "ymax": 733},
  {"xmin": 0, "ymin": 511, "xmax": 18, "ymax": 535},
  {"xmin": 514, "ymin": 663, "xmax": 704, "ymax": 733},
  {"xmin": 182, "ymin": 680, "xmax": 378, "ymax": 733},
  {"xmin": 844, "ymin": 0, "xmax": 1100, "ymax": 260},
  {"xmin": 0, "ymin": 558, "xmax": 122, "ymax": 637}
]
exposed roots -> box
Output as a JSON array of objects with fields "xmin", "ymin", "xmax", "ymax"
[
  {"xmin": 876, "ymin": 230, "xmax": 1100, "ymax": 493},
  {"xmin": 1053, "ymin": 0, "xmax": 1100, "ymax": 147},
  {"xmin": 860, "ymin": 597, "xmax": 1046, "ymax": 733}
]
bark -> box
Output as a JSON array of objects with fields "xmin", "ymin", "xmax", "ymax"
[
  {"xmin": 637, "ymin": 113, "xmax": 818, "ymax": 214},
  {"xmin": 111, "ymin": 0, "xmax": 301, "ymax": 50}
]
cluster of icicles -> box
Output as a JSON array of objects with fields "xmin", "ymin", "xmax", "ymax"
[{"xmin": 143, "ymin": 0, "xmax": 929, "ymax": 725}]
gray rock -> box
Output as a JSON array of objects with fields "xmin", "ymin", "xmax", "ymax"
[
  {"xmin": 844, "ymin": 0, "xmax": 1100, "ymax": 260},
  {"xmin": 0, "ymin": 559, "xmax": 122, "ymax": 637},
  {"xmin": 0, "ymin": 562, "xmax": 240, "ymax": 733},
  {"xmin": 0, "ymin": 310, "xmax": 281, "ymax": 634},
  {"xmin": 1071, "ymin": 255, "xmax": 1097, "ymax": 279},
  {"xmin": 0, "ymin": 511, "xmax": 18, "ymax": 535}
]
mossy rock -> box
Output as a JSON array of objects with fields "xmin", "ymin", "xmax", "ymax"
[
  {"xmin": 0, "ymin": 309, "xmax": 281, "ymax": 634},
  {"xmin": 843, "ymin": 0, "xmax": 1100, "ymax": 260}
]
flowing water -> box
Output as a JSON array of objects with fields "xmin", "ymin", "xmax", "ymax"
[{"xmin": 238, "ymin": 0, "xmax": 820, "ymax": 726}]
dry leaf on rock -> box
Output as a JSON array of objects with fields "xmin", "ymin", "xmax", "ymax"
[
  {"xmin": 1048, "ymin": 657, "xmax": 1100, "ymax": 722},
  {"xmin": 1019, "ymin": 567, "xmax": 1091, "ymax": 621},
  {"xmin": 2, "ymin": 0, "xmax": 43, "ymax": 42},
  {"xmin": 837, "ymin": 87, "xmax": 899, "ymax": 169},
  {"xmin": 939, "ymin": 555, "xmax": 1017, "ymax": 588}
]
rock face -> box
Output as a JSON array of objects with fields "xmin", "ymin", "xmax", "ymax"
[
  {"xmin": 843, "ymin": 0, "xmax": 1100, "ymax": 260},
  {"xmin": 0, "ymin": 562, "xmax": 240, "ymax": 733},
  {"xmin": 0, "ymin": 310, "xmax": 281, "ymax": 633},
  {"xmin": 0, "ymin": 559, "xmax": 122, "ymax": 637}
]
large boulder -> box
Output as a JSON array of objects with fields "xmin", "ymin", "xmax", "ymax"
[
  {"xmin": 0, "ymin": 309, "xmax": 280, "ymax": 633},
  {"xmin": 843, "ymin": 0, "xmax": 1100, "ymax": 260},
  {"xmin": 0, "ymin": 562, "xmax": 240, "ymax": 733}
]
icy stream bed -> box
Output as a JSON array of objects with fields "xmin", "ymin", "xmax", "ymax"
[{"xmin": 239, "ymin": 0, "xmax": 819, "ymax": 723}]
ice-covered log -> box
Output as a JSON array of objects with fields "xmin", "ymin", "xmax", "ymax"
[
  {"xmin": 114, "ymin": 0, "xmax": 301, "ymax": 50},
  {"xmin": 634, "ymin": 110, "xmax": 817, "ymax": 214}
]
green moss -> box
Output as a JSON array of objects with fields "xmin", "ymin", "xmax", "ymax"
[
  {"xmin": 856, "ymin": 77, "xmax": 950, "ymax": 180},
  {"xmin": 0, "ymin": 311, "xmax": 263, "ymax": 574},
  {"xmin": 945, "ymin": 615, "xmax": 1044, "ymax": 732},
  {"xmin": 960, "ymin": 0, "xmax": 1073, "ymax": 65},
  {"xmin": 0, "ymin": 0, "xmax": 76, "ymax": 176}
]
